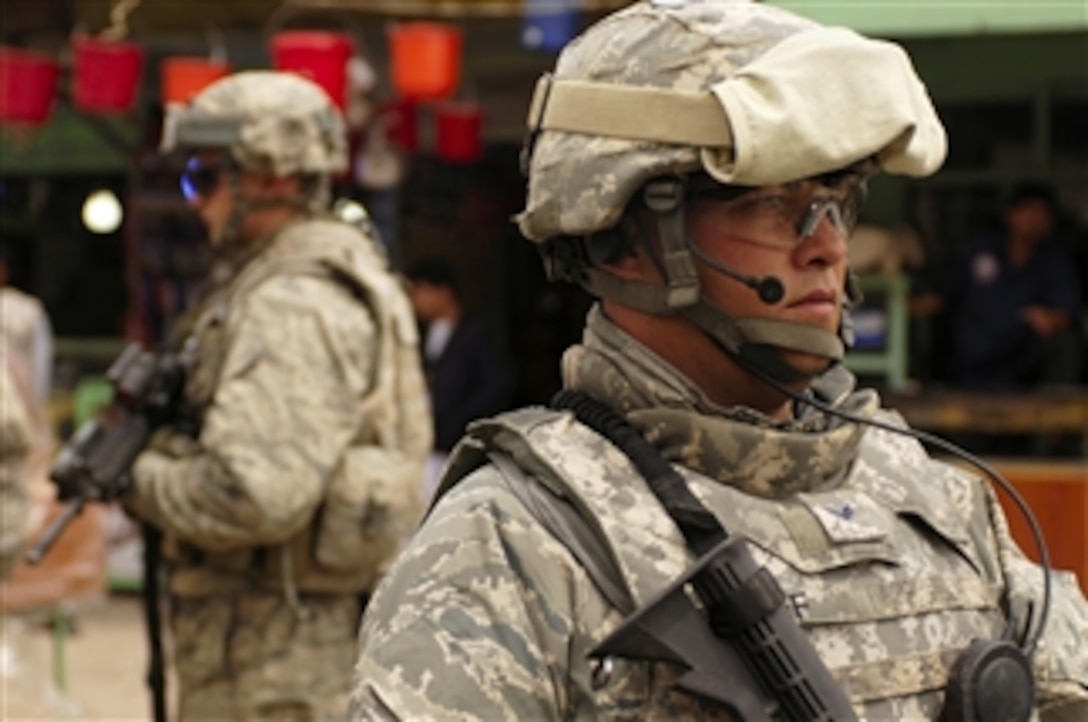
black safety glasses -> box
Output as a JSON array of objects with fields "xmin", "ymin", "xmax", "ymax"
[{"xmin": 179, "ymin": 155, "xmax": 231, "ymax": 202}]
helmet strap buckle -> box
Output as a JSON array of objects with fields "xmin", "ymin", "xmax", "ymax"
[{"xmin": 643, "ymin": 179, "xmax": 700, "ymax": 309}]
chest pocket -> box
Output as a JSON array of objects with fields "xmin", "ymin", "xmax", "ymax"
[{"xmin": 692, "ymin": 474, "xmax": 998, "ymax": 627}]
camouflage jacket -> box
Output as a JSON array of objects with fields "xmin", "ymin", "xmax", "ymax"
[
  {"xmin": 126, "ymin": 217, "xmax": 431, "ymax": 596},
  {"xmin": 351, "ymin": 309, "xmax": 1087, "ymax": 721}
]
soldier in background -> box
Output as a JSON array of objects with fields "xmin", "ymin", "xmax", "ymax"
[
  {"xmin": 350, "ymin": 1, "xmax": 1087, "ymax": 720},
  {"xmin": 122, "ymin": 71, "xmax": 431, "ymax": 720}
]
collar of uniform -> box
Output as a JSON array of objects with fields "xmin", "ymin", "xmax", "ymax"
[{"xmin": 561, "ymin": 306, "xmax": 878, "ymax": 498}]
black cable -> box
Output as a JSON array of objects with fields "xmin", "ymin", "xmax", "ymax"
[
  {"xmin": 739, "ymin": 362, "xmax": 1052, "ymax": 657},
  {"xmin": 552, "ymin": 389, "xmax": 726, "ymax": 556}
]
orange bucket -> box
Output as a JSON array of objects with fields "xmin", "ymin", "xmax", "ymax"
[
  {"xmin": 389, "ymin": 22, "xmax": 462, "ymax": 101},
  {"xmin": 73, "ymin": 37, "xmax": 145, "ymax": 113},
  {"xmin": 0, "ymin": 46, "xmax": 59, "ymax": 125},
  {"xmin": 160, "ymin": 56, "xmax": 230, "ymax": 105},
  {"xmin": 435, "ymin": 102, "xmax": 482, "ymax": 163},
  {"xmin": 270, "ymin": 31, "xmax": 354, "ymax": 110}
]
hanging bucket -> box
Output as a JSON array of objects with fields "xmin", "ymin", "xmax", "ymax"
[
  {"xmin": 522, "ymin": 0, "xmax": 579, "ymax": 52},
  {"xmin": 161, "ymin": 56, "xmax": 230, "ymax": 106},
  {"xmin": 73, "ymin": 37, "xmax": 145, "ymax": 113},
  {"xmin": 389, "ymin": 22, "xmax": 462, "ymax": 102},
  {"xmin": 270, "ymin": 31, "xmax": 354, "ymax": 110},
  {"xmin": 435, "ymin": 102, "xmax": 482, "ymax": 163},
  {"xmin": 0, "ymin": 47, "xmax": 60, "ymax": 125},
  {"xmin": 380, "ymin": 97, "xmax": 418, "ymax": 153}
]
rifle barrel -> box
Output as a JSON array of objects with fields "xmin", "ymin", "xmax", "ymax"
[{"xmin": 24, "ymin": 498, "xmax": 87, "ymax": 565}]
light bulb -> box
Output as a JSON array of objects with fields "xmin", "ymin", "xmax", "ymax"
[{"xmin": 82, "ymin": 189, "xmax": 123, "ymax": 234}]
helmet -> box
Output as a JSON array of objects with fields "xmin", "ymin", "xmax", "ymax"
[
  {"xmin": 517, "ymin": 0, "xmax": 946, "ymax": 243},
  {"xmin": 516, "ymin": 0, "xmax": 947, "ymax": 382},
  {"xmin": 162, "ymin": 70, "xmax": 348, "ymax": 177}
]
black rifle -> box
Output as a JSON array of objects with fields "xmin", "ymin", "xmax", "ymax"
[
  {"xmin": 27, "ymin": 340, "xmax": 193, "ymax": 563},
  {"xmin": 590, "ymin": 534, "xmax": 855, "ymax": 721},
  {"xmin": 552, "ymin": 390, "xmax": 856, "ymax": 721}
]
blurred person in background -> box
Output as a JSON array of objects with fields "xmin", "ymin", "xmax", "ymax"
[
  {"xmin": 120, "ymin": 70, "xmax": 431, "ymax": 721},
  {"xmin": 942, "ymin": 182, "xmax": 1082, "ymax": 390},
  {"xmin": 0, "ymin": 347, "xmax": 34, "ymax": 581},
  {"xmin": 406, "ymin": 257, "xmax": 514, "ymax": 502},
  {"xmin": 0, "ymin": 242, "xmax": 53, "ymax": 406},
  {"xmin": 0, "ymin": 243, "xmax": 54, "ymax": 557}
]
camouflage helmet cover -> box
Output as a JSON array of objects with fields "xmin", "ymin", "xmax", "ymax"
[
  {"xmin": 161, "ymin": 70, "xmax": 349, "ymax": 176},
  {"xmin": 517, "ymin": 0, "xmax": 947, "ymax": 243}
]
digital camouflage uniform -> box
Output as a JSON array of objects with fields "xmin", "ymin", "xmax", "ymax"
[
  {"xmin": 125, "ymin": 72, "xmax": 431, "ymax": 721},
  {"xmin": 351, "ymin": 1, "xmax": 1088, "ymax": 720},
  {"xmin": 353, "ymin": 310, "xmax": 1088, "ymax": 720}
]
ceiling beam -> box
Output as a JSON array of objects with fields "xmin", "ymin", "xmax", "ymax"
[{"xmin": 279, "ymin": 0, "xmax": 635, "ymax": 18}]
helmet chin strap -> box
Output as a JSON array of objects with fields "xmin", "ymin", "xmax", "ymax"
[
  {"xmin": 212, "ymin": 169, "xmax": 316, "ymax": 249},
  {"xmin": 212, "ymin": 169, "xmax": 253, "ymax": 250},
  {"xmin": 580, "ymin": 178, "xmax": 852, "ymax": 385},
  {"xmin": 683, "ymin": 303, "xmax": 844, "ymax": 383}
]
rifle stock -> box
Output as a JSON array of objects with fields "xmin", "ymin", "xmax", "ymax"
[{"xmin": 590, "ymin": 534, "xmax": 857, "ymax": 722}]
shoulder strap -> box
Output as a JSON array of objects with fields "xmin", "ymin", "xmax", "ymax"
[
  {"xmin": 431, "ymin": 430, "xmax": 635, "ymax": 616},
  {"xmin": 550, "ymin": 389, "xmax": 729, "ymax": 557},
  {"xmin": 488, "ymin": 451, "xmax": 635, "ymax": 615}
]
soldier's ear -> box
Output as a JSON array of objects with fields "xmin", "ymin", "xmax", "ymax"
[
  {"xmin": 595, "ymin": 237, "xmax": 659, "ymax": 285},
  {"xmin": 257, "ymin": 173, "xmax": 302, "ymax": 199}
]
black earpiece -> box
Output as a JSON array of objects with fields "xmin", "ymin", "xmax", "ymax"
[{"xmin": 941, "ymin": 639, "xmax": 1035, "ymax": 722}]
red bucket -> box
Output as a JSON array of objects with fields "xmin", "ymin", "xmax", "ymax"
[
  {"xmin": 161, "ymin": 56, "xmax": 230, "ymax": 106},
  {"xmin": 389, "ymin": 22, "xmax": 462, "ymax": 101},
  {"xmin": 435, "ymin": 102, "xmax": 482, "ymax": 163},
  {"xmin": 381, "ymin": 97, "xmax": 418, "ymax": 153},
  {"xmin": 0, "ymin": 46, "xmax": 60, "ymax": 125},
  {"xmin": 73, "ymin": 37, "xmax": 145, "ymax": 113},
  {"xmin": 270, "ymin": 31, "xmax": 354, "ymax": 109}
]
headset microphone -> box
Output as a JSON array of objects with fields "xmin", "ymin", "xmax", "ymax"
[
  {"xmin": 752, "ymin": 275, "xmax": 785, "ymax": 304},
  {"xmin": 686, "ymin": 242, "xmax": 786, "ymax": 304}
]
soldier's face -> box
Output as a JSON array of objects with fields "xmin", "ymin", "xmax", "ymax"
[
  {"xmin": 410, "ymin": 281, "xmax": 444, "ymax": 322},
  {"xmin": 685, "ymin": 180, "xmax": 853, "ymax": 375},
  {"xmin": 1005, "ymin": 198, "xmax": 1053, "ymax": 244}
]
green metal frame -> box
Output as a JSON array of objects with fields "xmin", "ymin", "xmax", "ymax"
[{"xmin": 844, "ymin": 273, "xmax": 910, "ymax": 391}]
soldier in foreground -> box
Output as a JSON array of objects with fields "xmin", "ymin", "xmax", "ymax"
[
  {"xmin": 350, "ymin": 1, "xmax": 1087, "ymax": 720},
  {"xmin": 121, "ymin": 71, "xmax": 431, "ymax": 720}
]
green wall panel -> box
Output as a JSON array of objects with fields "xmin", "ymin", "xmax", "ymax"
[
  {"xmin": 0, "ymin": 106, "xmax": 138, "ymax": 175},
  {"xmin": 773, "ymin": 1, "xmax": 1088, "ymax": 38}
]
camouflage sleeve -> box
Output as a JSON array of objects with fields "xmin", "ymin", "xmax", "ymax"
[
  {"xmin": 126, "ymin": 273, "xmax": 377, "ymax": 551},
  {"xmin": 982, "ymin": 480, "xmax": 1088, "ymax": 718},
  {"xmin": 350, "ymin": 465, "xmax": 588, "ymax": 721},
  {"xmin": 0, "ymin": 358, "xmax": 32, "ymax": 579}
]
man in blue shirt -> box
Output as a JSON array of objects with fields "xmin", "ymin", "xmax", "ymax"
[{"xmin": 944, "ymin": 182, "xmax": 1082, "ymax": 390}]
